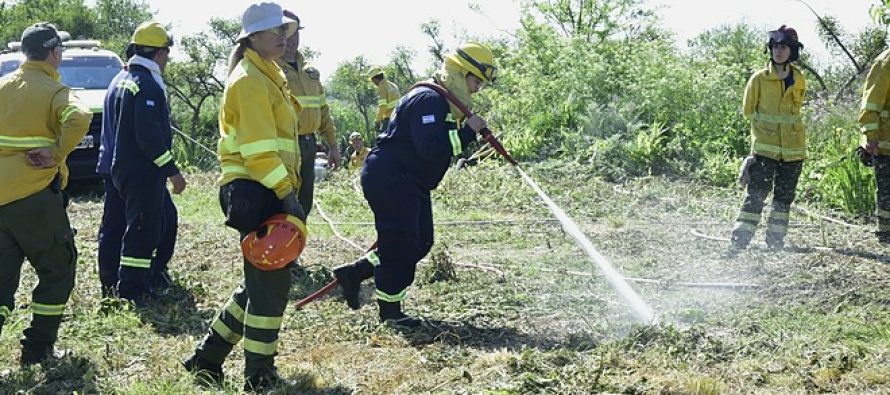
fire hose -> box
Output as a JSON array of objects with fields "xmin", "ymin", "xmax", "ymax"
[{"xmin": 294, "ymin": 81, "xmax": 517, "ymax": 309}]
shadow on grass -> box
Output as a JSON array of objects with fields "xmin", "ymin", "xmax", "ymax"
[
  {"xmin": 787, "ymin": 245, "xmax": 890, "ymax": 264},
  {"xmin": 398, "ymin": 318, "xmax": 598, "ymax": 352},
  {"xmin": 0, "ymin": 354, "xmax": 99, "ymax": 394},
  {"xmin": 265, "ymin": 372, "xmax": 354, "ymax": 395},
  {"xmin": 132, "ymin": 282, "xmax": 216, "ymax": 337}
]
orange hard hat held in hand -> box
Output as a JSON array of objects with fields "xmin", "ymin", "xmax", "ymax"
[{"xmin": 241, "ymin": 214, "xmax": 308, "ymax": 271}]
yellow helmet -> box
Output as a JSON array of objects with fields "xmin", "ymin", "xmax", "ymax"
[
  {"xmin": 131, "ymin": 21, "xmax": 173, "ymax": 48},
  {"xmin": 444, "ymin": 42, "xmax": 497, "ymax": 83},
  {"xmin": 367, "ymin": 66, "xmax": 385, "ymax": 82}
]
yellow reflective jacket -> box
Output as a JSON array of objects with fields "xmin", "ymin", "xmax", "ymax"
[
  {"xmin": 218, "ymin": 48, "xmax": 302, "ymax": 199},
  {"xmin": 743, "ymin": 63, "xmax": 807, "ymax": 162},
  {"xmin": 276, "ymin": 52, "xmax": 337, "ymax": 146},
  {"xmin": 0, "ymin": 61, "xmax": 92, "ymax": 205},
  {"xmin": 859, "ymin": 48, "xmax": 890, "ymax": 155},
  {"xmin": 375, "ymin": 78, "xmax": 400, "ymax": 121},
  {"xmin": 350, "ymin": 146, "xmax": 369, "ymax": 169}
]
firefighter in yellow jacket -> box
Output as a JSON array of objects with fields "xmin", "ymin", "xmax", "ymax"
[
  {"xmin": 0, "ymin": 22, "xmax": 92, "ymax": 366},
  {"xmin": 731, "ymin": 25, "xmax": 807, "ymax": 250},
  {"xmin": 858, "ymin": 47, "xmax": 890, "ymax": 242},
  {"xmin": 277, "ymin": 9, "xmax": 340, "ymax": 217},
  {"xmin": 369, "ymin": 66, "xmax": 400, "ymax": 133},
  {"xmin": 183, "ymin": 2, "xmax": 305, "ymax": 391},
  {"xmin": 348, "ymin": 131, "xmax": 369, "ymax": 169}
]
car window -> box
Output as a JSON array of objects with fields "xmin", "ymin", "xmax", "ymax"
[
  {"xmin": 0, "ymin": 59, "xmax": 22, "ymax": 77},
  {"xmin": 60, "ymin": 56, "xmax": 122, "ymax": 89}
]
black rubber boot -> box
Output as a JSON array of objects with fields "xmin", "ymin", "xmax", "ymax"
[
  {"xmin": 730, "ymin": 227, "xmax": 754, "ymax": 250},
  {"xmin": 20, "ymin": 340, "xmax": 71, "ymax": 367},
  {"xmin": 333, "ymin": 258, "xmax": 373, "ymax": 310},
  {"xmin": 244, "ymin": 367, "xmax": 294, "ymax": 392},
  {"xmin": 765, "ymin": 232, "xmax": 785, "ymax": 250},
  {"xmin": 378, "ymin": 300, "xmax": 423, "ymax": 329},
  {"xmin": 182, "ymin": 354, "xmax": 225, "ymax": 387},
  {"xmin": 877, "ymin": 231, "xmax": 890, "ymax": 244}
]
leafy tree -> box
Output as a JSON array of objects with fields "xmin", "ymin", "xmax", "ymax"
[
  {"xmin": 0, "ymin": 0, "xmax": 150, "ymax": 55},
  {"xmin": 528, "ymin": 0, "xmax": 656, "ymax": 43},
  {"xmin": 165, "ymin": 17, "xmax": 239, "ymax": 167},
  {"xmin": 327, "ymin": 56, "xmax": 377, "ymax": 134}
]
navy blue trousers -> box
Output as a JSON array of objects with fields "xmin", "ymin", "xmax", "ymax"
[
  {"xmin": 362, "ymin": 172, "xmax": 433, "ymax": 300},
  {"xmin": 100, "ymin": 174, "xmax": 177, "ymax": 297}
]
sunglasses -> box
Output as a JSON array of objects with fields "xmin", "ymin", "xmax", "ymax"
[
  {"xmin": 264, "ymin": 25, "xmax": 289, "ymax": 37},
  {"xmin": 457, "ymin": 49, "xmax": 497, "ymax": 83}
]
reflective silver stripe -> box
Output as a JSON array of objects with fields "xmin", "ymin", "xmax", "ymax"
[
  {"xmin": 448, "ymin": 129, "xmax": 461, "ymax": 156},
  {"xmin": 769, "ymin": 211, "xmax": 790, "ymax": 221},
  {"xmin": 244, "ymin": 312, "xmax": 282, "ymax": 330},
  {"xmin": 0, "ymin": 305, "xmax": 9, "ymax": 319},
  {"xmin": 240, "ymin": 139, "xmax": 279, "ymax": 156},
  {"xmin": 751, "ymin": 112, "xmax": 801, "ymax": 125},
  {"xmin": 366, "ymin": 251, "xmax": 380, "ymax": 266},
  {"xmin": 243, "ymin": 338, "xmax": 278, "ymax": 355},
  {"xmin": 751, "ymin": 143, "xmax": 806, "ymax": 157},
  {"xmin": 296, "ymin": 95, "xmax": 324, "ymax": 109},
  {"xmin": 117, "ymin": 80, "xmax": 139, "ymax": 94},
  {"xmin": 211, "ymin": 319, "xmax": 242, "ymax": 344},
  {"xmin": 733, "ymin": 221, "xmax": 757, "ymax": 233},
  {"xmin": 59, "ymin": 105, "xmax": 80, "ymax": 124},
  {"xmin": 737, "ymin": 211, "xmax": 761, "ymax": 223},
  {"xmin": 31, "ymin": 302, "xmax": 65, "ymax": 316},
  {"xmin": 377, "ymin": 98, "xmax": 387, "ymax": 105},
  {"xmin": 877, "ymin": 208, "xmax": 890, "ymax": 219},
  {"xmin": 120, "ymin": 256, "xmax": 151, "ymax": 269},
  {"xmin": 259, "ymin": 164, "xmax": 288, "ymax": 189},
  {"xmin": 863, "ymin": 102, "xmax": 883, "ymax": 112},
  {"xmin": 0, "ymin": 135, "xmax": 55, "ymax": 148},
  {"xmin": 153, "ymin": 151, "xmax": 173, "ymax": 167},
  {"xmin": 384, "ymin": 98, "xmax": 399, "ymax": 109},
  {"xmin": 375, "ymin": 288, "xmax": 406, "ymax": 302},
  {"xmin": 276, "ymin": 138, "xmax": 296, "ymax": 153},
  {"xmin": 224, "ymin": 298, "xmax": 246, "ymax": 322},
  {"xmin": 221, "ymin": 165, "xmax": 249, "ymax": 177},
  {"xmin": 862, "ymin": 123, "xmax": 880, "ymax": 132}
]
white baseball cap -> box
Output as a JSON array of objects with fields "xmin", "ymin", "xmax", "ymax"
[{"xmin": 236, "ymin": 2, "xmax": 297, "ymax": 41}]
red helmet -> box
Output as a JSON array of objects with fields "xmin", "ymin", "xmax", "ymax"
[{"xmin": 241, "ymin": 214, "xmax": 308, "ymax": 271}]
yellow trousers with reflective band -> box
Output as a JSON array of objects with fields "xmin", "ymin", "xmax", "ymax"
[{"xmin": 0, "ymin": 188, "xmax": 76, "ymax": 347}]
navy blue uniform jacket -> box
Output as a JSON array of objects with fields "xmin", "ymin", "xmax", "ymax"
[
  {"xmin": 99, "ymin": 64, "xmax": 178, "ymax": 179},
  {"xmin": 364, "ymin": 85, "xmax": 476, "ymax": 191}
]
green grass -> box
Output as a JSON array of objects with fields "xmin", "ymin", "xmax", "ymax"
[{"xmin": 1, "ymin": 161, "xmax": 888, "ymax": 394}]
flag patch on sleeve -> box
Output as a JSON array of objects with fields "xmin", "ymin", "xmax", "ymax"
[
  {"xmin": 146, "ymin": 100, "xmax": 155, "ymax": 107},
  {"xmin": 421, "ymin": 114, "xmax": 435, "ymax": 124}
]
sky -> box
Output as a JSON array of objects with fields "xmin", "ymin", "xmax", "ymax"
[{"xmin": 134, "ymin": 0, "xmax": 878, "ymax": 75}]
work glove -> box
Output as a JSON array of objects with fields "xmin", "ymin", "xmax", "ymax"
[
  {"xmin": 856, "ymin": 146, "xmax": 875, "ymax": 167},
  {"xmin": 737, "ymin": 155, "xmax": 755, "ymax": 188},
  {"xmin": 282, "ymin": 191, "xmax": 307, "ymax": 222}
]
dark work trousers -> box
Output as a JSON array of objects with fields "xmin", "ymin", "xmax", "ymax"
[
  {"xmin": 97, "ymin": 175, "xmax": 177, "ymax": 294},
  {"xmin": 0, "ymin": 188, "xmax": 77, "ymax": 350},
  {"xmin": 874, "ymin": 156, "xmax": 890, "ymax": 233},
  {"xmin": 362, "ymin": 172, "xmax": 434, "ymax": 303},
  {"xmin": 731, "ymin": 155, "xmax": 803, "ymax": 247},
  {"xmin": 192, "ymin": 179, "xmax": 291, "ymax": 378},
  {"xmin": 114, "ymin": 171, "xmax": 166, "ymax": 300},
  {"xmin": 297, "ymin": 134, "xmax": 316, "ymax": 217}
]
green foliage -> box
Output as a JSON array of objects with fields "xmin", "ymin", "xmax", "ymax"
[
  {"xmin": 327, "ymin": 56, "xmax": 378, "ymax": 134},
  {"xmin": 0, "ymin": 0, "xmax": 151, "ymax": 55}
]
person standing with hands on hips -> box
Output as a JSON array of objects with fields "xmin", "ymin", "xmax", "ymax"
[{"xmin": 0, "ymin": 22, "xmax": 92, "ymax": 366}]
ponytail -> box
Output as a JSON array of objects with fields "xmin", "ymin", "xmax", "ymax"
[{"xmin": 227, "ymin": 40, "xmax": 250, "ymax": 76}]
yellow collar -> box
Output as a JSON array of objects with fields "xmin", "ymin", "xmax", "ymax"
[
  {"xmin": 244, "ymin": 48, "xmax": 287, "ymax": 88},
  {"xmin": 21, "ymin": 61, "xmax": 61, "ymax": 82}
]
